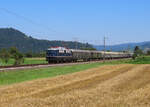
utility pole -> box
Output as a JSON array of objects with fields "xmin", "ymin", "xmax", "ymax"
[
  {"xmin": 103, "ymin": 33, "xmax": 110, "ymax": 62},
  {"xmin": 103, "ymin": 36, "xmax": 106, "ymax": 63},
  {"xmin": 76, "ymin": 40, "xmax": 78, "ymax": 49},
  {"xmin": 127, "ymin": 45, "xmax": 131, "ymax": 53},
  {"xmin": 73, "ymin": 37, "xmax": 78, "ymax": 50}
]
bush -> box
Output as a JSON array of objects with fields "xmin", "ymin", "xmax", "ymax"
[
  {"xmin": 0, "ymin": 48, "xmax": 10, "ymax": 64},
  {"xmin": 10, "ymin": 47, "xmax": 24, "ymax": 65},
  {"xmin": 132, "ymin": 46, "xmax": 143, "ymax": 60}
]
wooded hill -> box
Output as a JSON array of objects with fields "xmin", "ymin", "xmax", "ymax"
[{"xmin": 0, "ymin": 28, "xmax": 94, "ymax": 53}]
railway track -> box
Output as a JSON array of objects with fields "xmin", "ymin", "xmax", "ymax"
[
  {"xmin": 0, "ymin": 61, "xmax": 97, "ymax": 71},
  {"xmin": 0, "ymin": 58, "xmax": 130, "ymax": 71},
  {"xmin": 0, "ymin": 63, "xmax": 49, "ymax": 69}
]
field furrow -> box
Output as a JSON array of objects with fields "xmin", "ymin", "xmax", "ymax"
[{"xmin": 0, "ymin": 64, "xmax": 150, "ymax": 107}]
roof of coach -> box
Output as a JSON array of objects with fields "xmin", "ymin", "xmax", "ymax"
[
  {"xmin": 71, "ymin": 49, "xmax": 91, "ymax": 53},
  {"xmin": 47, "ymin": 47, "xmax": 133, "ymax": 55},
  {"xmin": 101, "ymin": 51, "xmax": 123, "ymax": 54},
  {"xmin": 99, "ymin": 51, "xmax": 133, "ymax": 55}
]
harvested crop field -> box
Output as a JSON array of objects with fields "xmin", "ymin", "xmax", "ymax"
[{"xmin": 0, "ymin": 64, "xmax": 150, "ymax": 107}]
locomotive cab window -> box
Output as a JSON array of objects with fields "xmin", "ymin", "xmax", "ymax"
[{"xmin": 46, "ymin": 50, "xmax": 59, "ymax": 56}]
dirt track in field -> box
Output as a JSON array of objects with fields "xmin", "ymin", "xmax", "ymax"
[{"xmin": 1, "ymin": 64, "xmax": 150, "ymax": 107}]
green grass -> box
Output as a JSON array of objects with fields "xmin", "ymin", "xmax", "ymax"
[
  {"xmin": 126, "ymin": 56, "xmax": 150, "ymax": 64},
  {"xmin": 0, "ymin": 58, "xmax": 47, "ymax": 66},
  {"xmin": 23, "ymin": 58, "xmax": 47, "ymax": 64},
  {"xmin": 1, "ymin": 56, "xmax": 150, "ymax": 86},
  {"xmin": 104, "ymin": 56, "xmax": 150, "ymax": 64},
  {"xmin": 0, "ymin": 59, "xmax": 14, "ymax": 66},
  {"xmin": 0, "ymin": 62, "xmax": 102, "ymax": 86}
]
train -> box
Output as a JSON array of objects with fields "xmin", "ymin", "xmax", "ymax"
[{"xmin": 46, "ymin": 47, "xmax": 133, "ymax": 63}]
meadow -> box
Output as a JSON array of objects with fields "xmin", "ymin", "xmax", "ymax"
[
  {"xmin": 0, "ymin": 55, "xmax": 150, "ymax": 66},
  {"xmin": 0, "ymin": 56, "xmax": 150, "ymax": 86},
  {"xmin": 0, "ymin": 57, "xmax": 47, "ymax": 66},
  {"xmin": 0, "ymin": 62, "xmax": 102, "ymax": 85}
]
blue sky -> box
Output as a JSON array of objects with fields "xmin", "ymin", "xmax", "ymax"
[{"xmin": 0, "ymin": 0, "xmax": 150, "ymax": 45}]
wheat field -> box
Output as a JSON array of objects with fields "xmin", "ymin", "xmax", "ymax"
[{"xmin": 0, "ymin": 64, "xmax": 150, "ymax": 107}]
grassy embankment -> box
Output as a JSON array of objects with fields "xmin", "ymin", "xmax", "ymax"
[
  {"xmin": 1, "ymin": 55, "xmax": 149, "ymax": 66},
  {"xmin": 0, "ymin": 57, "xmax": 47, "ymax": 66},
  {"xmin": 0, "ymin": 56, "xmax": 150, "ymax": 86}
]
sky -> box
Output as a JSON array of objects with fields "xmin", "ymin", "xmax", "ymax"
[{"xmin": 0, "ymin": 0, "xmax": 150, "ymax": 45}]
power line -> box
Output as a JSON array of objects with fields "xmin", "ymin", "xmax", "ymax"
[
  {"xmin": 73, "ymin": 37, "xmax": 78, "ymax": 49},
  {"xmin": 103, "ymin": 36, "xmax": 106, "ymax": 63},
  {"xmin": 103, "ymin": 35, "xmax": 109, "ymax": 63},
  {"xmin": 0, "ymin": 7, "xmax": 101, "ymax": 45},
  {"xmin": 0, "ymin": 7, "xmax": 75, "ymax": 37}
]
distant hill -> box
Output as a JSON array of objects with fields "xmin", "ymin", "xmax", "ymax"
[
  {"xmin": 0, "ymin": 28, "xmax": 94, "ymax": 53},
  {"xmin": 93, "ymin": 41, "xmax": 150, "ymax": 52}
]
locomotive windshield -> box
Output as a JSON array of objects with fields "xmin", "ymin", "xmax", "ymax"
[{"xmin": 46, "ymin": 50, "xmax": 59, "ymax": 56}]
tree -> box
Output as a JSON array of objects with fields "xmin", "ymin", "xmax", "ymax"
[
  {"xmin": 0, "ymin": 48, "xmax": 10, "ymax": 64},
  {"xmin": 9, "ymin": 47, "xmax": 24, "ymax": 65},
  {"xmin": 134, "ymin": 46, "xmax": 143, "ymax": 55},
  {"xmin": 147, "ymin": 50, "xmax": 150, "ymax": 55},
  {"xmin": 9, "ymin": 47, "xmax": 18, "ymax": 56},
  {"xmin": 14, "ymin": 52, "xmax": 24, "ymax": 65},
  {"xmin": 132, "ymin": 46, "xmax": 143, "ymax": 60},
  {"xmin": 132, "ymin": 53, "xmax": 137, "ymax": 60},
  {"xmin": 25, "ymin": 51, "xmax": 33, "ymax": 57}
]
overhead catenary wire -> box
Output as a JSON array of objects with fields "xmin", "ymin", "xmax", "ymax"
[
  {"xmin": 0, "ymin": 8, "xmax": 60, "ymax": 33},
  {"xmin": 0, "ymin": 7, "xmax": 103, "ymax": 46},
  {"xmin": 0, "ymin": 7, "xmax": 77, "ymax": 39}
]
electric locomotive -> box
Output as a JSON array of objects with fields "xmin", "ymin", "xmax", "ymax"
[{"xmin": 46, "ymin": 47, "xmax": 73, "ymax": 63}]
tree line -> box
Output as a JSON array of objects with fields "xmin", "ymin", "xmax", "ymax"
[
  {"xmin": 0, "ymin": 45, "xmax": 150, "ymax": 65},
  {"xmin": 132, "ymin": 46, "xmax": 150, "ymax": 60},
  {"xmin": 0, "ymin": 47, "xmax": 46, "ymax": 65},
  {"xmin": 0, "ymin": 47, "xmax": 24, "ymax": 65}
]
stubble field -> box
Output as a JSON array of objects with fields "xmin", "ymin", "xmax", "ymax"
[{"xmin": 0, "ymin": 64, "xmax": 150, "ymax": 107}]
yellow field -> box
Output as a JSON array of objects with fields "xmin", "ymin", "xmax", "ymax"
[{"xmin": 0, "ymin": 64, "xmax": 150, "ymax": 107}]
